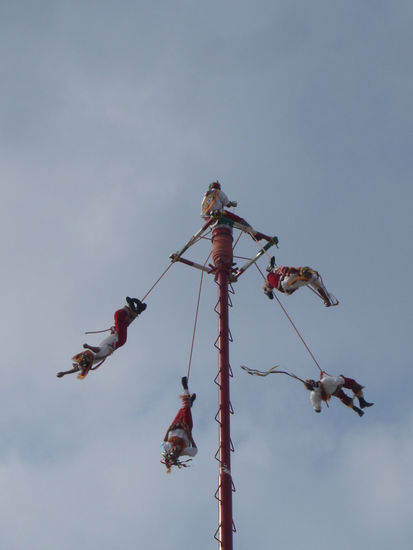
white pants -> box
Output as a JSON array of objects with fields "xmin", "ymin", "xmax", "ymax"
[
  {"xmin": 93, "ymin": 332, "xmax": 118, "ymax": 362},
  {"xmin": 280, "ymin": 272, "xmax": 318, "ymax": 293}
]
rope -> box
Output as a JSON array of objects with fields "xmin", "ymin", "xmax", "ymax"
[
  {"xmin": 249, "ymin": 231, "xmax": 336, "ymax": 305},
  {"xmin": 233, "ymin": 255, "xmax": 252, "ymax": 261},
  {"xmin": 141, "ymin": 262, "xmax": 175, "ymax": 302},
  {"xmin": 255, "ymin": 263, "xmax": 324, "ymax": 374},
  {"xmin": 186, "ymin": 251, "xmax": 211, "ymax": 380},
  {"xmin": 83, "ymin": 265, "xmax": 174, "ymax": 335},
  {"xmin": 232, "ymin": 231, "xmax": 243, "ymax": 251},
  {"xmin": 240, "ymin": 365, "xmax": 306, "ymax": 385},
  {"xmin": 189, "ymin": 227, "xmax": 213, "ymax": 248},
  {"xmin": 90, "ymin": 358, "xmax": 106, "ymax": 370},
  {"xmin": 249, "ymin": 230, "xmax": 275, "ymax": 263}
]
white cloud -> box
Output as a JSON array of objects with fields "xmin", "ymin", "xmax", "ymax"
[{"xmin": 1, "ymin": 1, "xmax": 412, "ymax": 548}]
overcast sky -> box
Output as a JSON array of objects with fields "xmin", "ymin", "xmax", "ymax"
[{"xmin": 1, "ymin": 1, "xmax": 412, "ymax": 549}]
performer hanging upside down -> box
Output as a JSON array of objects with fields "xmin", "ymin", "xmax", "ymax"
[
  {"xmin": 304, "ymin": 374, "xmax": 374, "ymax": 416},
  {"xmin": 161, "ymin": 376, "xmax": 197, "ymax": 473},
  {"xmin": 263, "ymin": 256, "xmax": 338, "ymax": 307},
  {"xmin": 201, "ymin": 181, "xmax": 272, "ymax": 241},
  {"xmin": 57, "ymin": 297, "xmax": 147, "ymax": 379}
]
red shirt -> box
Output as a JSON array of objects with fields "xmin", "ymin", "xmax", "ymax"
[
  {"xmin": 267, "ymin": 267, "xmax": 300, "ymax": 292},
  {"xmin": 113, "ymin": 308, "xmax": 133, "ymax": 349},
  {"xmin": 267, "ymin": 270, "xmax": 282, "ymax": 290}
]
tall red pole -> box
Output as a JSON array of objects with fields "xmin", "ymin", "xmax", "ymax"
[{"xmin": 212, "ymin": 226, "xmax": 234, "ymax": 550}]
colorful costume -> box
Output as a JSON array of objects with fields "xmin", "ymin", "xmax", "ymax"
[
  {"xmin": 162, "ymin": 377, "xmax": 197, "ymax": 472},
  {"xmin": 201, "ymin": 181, "xmax": 272, "ymax": 241},
  {"xmin": 57, "ymin": 297, "xmax": 146, "ymax": 379},
  {"xmin": 201, "ymin": 181, "xmax": 237, "ymax": 219},
  {"xmin": 264, "ymin": 259, "xmax": 338, "ymax": 306},
  {"xmin": 305, "ymin": 375, "xmax": 374, "ymax": 416},
  {"xmin": 88, "ymin": 306, "xmax": 136, "ymax": 361}
]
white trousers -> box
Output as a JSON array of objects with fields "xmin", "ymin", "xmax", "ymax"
[
  {"xmin": 280, "ymin": 272, "xmax": 319, "ymax": 293},
  {"xmin": 93, "ymin": 332, "xmax": 119, "ymax": 362}
]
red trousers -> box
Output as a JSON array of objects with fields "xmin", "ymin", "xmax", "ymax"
[
  {"xmin": 333, "ymin": 377, "xmax": 364, "ymax": 407},
  {"xmin": 170, "ymin": 397, "xmax": 193, "ymax": 431},
  {"xmin": 221, "ymin": 211, "xmax": 271, "ymax": 241}
]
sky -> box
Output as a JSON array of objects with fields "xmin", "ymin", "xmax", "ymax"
[{"xmin": 1, "ymin": 1, "xmax": 413, "ymax": 549}]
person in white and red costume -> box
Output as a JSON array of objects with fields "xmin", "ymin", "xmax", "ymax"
[
  {"xmin": 201, "ymin": 181, "xmax": 272, "ymax": 241},
  {"xmin": 264, "ymin": 256, "xmax": 338, "ymax": 307},
  {"xmin": 57, "ymin": 297, "xmax": 146, "ymax": 379},
  {"xmin": 161, "ymin": 377, "xmax": 197, "ymax": 473},
  {"xmin": 304, "ymin": 374, "xmax": 374, "ymax": 416},
  {"xmin": 201, "ymin": 181, "xmax": 237, "ymax": 217}
]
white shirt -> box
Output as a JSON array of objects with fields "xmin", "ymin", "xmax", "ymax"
[
  {"xmin": 201, "ymin": 189, "xmax": 231, "ymax": 216},
  {"xmin": 163, "ymin": 427, "xmax": 198, "ymax": 457},
  {"xmin": 162, "ymin": 440, "xmax": 198, "ymax": 457},
  {"xmin": 310, "ymin": 375, "xmax": 345, "ymax": 412}
]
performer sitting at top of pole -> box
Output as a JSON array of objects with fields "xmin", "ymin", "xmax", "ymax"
[
  {"xmin": 201, "ymin": 180, "xmax": 237, "ymax": 216},
  {"xmin": 201, "ymin": 181, "xmax": 272, "ymax": 241},
  {"xmin": 57, "ymin": 297, "xmax": 147, "ymax": 379},
  {"xmin": 304, "ymin": 374, "xmax": 374, "ymax": 416},
  {"xmin": 264, "ymin": 256, "xmax": 338, "ymax": 307},
  {"xmin": 161, "ymin": 376, "xmax": 197, "ymax": 473}
]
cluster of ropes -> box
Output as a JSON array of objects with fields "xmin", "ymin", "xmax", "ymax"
[{"xmin": 139, "ymin": 227, "xmax": 327, "ymax": 386}]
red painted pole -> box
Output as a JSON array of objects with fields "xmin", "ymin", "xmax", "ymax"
[{"xmin": 212, "ymin": 226, "xmax": 234, "ymax": 550}]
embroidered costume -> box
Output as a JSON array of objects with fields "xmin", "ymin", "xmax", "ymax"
[
  {"xmin": 162, "ymin": 377, "xmax": 197, "ymax": 472},
  {"xmin": 305, "ymin": 374, "xmax": 374, "ymax": 416},
  {"xmin": 264, "ymin": 257, "xmax": 338, "ymax": 306},
  {"xmin": 57, "ymin": 297, "xmax": 146, "ymax": 379}
]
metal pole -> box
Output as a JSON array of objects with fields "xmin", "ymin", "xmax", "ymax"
[
  {"xmin": 212, "ymin": 225, "xmax": 234, "ymax": 550},
  {"xmin": 216, "ymin": 268, "xmax": 233, "ymax": 550}
]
